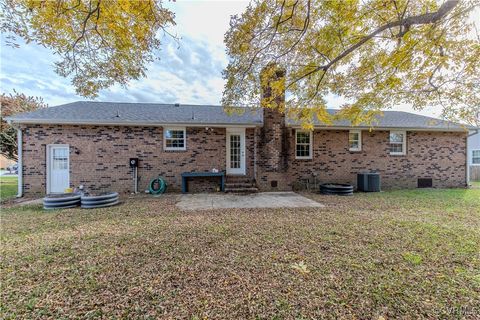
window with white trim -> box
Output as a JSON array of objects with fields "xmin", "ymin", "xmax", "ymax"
[
  {"xmin": 349, "ymin": 130, "xmax": 362, "ymax": 151},
  {"xmin": 164, "ymin": 127, "xmax": 186, "ymax": 151},
  {"xmin": 389, "ymin": 131, "xmax": 406, "ymax": 155},
  {"xmin": 472, "ymin": 150, "xmax": 480, "ymax": 165},
  {"xmin": 295, "ymin": 130, "xmax": 312, "ymax": 159}
]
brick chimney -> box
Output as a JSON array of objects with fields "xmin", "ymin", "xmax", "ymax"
[{"xmin": 257, "ymin": 64, "xmax": 289, "ymax": 189}]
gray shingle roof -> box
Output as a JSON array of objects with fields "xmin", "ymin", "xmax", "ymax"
[
  {"xmin": 286, "ymin": 109, "xmax": 469, "ymax": 130},
  {"xmin": 6, "ymin": 101, "xmax": 263, "ymax": 126},
  {"xmin": 6, "ymin": 101, "xmax": 469, "ymax": 131}
]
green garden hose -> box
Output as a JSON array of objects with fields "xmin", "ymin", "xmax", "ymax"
[{"xmin": 149, "ymin": 177, "xmax": 167, "ymax": 194}]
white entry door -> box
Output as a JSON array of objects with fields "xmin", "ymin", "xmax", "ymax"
[
  {"xmin": 47, "ymin": 145, "xmax": 70, "ymax": 193},
  {"xmin": 226, "ymin": 128, "xmax": 246, "ymax": 175}
]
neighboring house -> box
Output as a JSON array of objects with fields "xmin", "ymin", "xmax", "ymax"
[
  {"xmin": 468, "ymin": 130, "xmax": 480, "ymax": 181},
  {"xmin": 0, "ymin": 155, "xmax": 15, "ymax": 170},
  {"xmin": 6, "ymin": 85, "xmax": 470, "ymax": 196}
]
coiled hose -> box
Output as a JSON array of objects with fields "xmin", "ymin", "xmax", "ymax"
[{"xmin": 149, "ymin": 176, "xmax": 167, "ymax": 194}]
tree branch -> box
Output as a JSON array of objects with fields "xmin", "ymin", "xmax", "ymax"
[
  {"xmin": 285, "ymin": 0, "xmax": 460, "ymax": 92},
  {"xmin": 317, "ymin": 0, "xmax": 459, "ymax": 73}
]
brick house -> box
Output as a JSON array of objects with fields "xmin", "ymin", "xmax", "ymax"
[{"xmin": 7, "ymin": 98, "xmax": 469, "ymax": 196}]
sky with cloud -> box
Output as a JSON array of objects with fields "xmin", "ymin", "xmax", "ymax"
[
  {"xmin": 1, "ymin": 1, "xmax": 247, "ymax": 106},
  {"xmin": 1, "ymin": 0, "xmax": 477, "ymax": 118}
]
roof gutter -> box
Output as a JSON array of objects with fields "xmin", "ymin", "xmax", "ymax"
[
  {"xmin": 468, "ymin": 128, "xmax": 480, "ymax": 137},
  {"xmin": 7, "ymin": 118, "xmax": 468, "ymax": 132},
  {"xmin": 6, "ymin": 119, "xmax": 262, "ymax": 128}
]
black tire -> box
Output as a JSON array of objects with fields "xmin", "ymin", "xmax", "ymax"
[
  {"xmin": 324, "ymin": 188, "xmax": 353, "ymax": 193},
  {"xmin": 335, "ymin": 191, "xmax": 353, "ymax": 196},
  {"xmin": 320, "ymin": 190, "xmax": 353, "ymax": 196},
  {"xmin": 43, "ymin": 193, "xmax": 81, "ymax": 203},
  {"xmin": 321, "ymin": 190, "xmax": 353, "ymax": 195},
  {"xmin": 320, "ymin": 183, "xmax": 354, "ymax": 196},
  {"xmin": 81, "ymin": 197, "xmax": 119, "ymax": 206},
  {"xmin": 320, "ymin": 189, "xmax": 345, "ymax": 194},
  {"xmin": 81, "ymin": 192, "xmax": 119, "ymax": 202},
  {"xmin": 320, "ymin": 184, "xmax": 353, "ymax": 190},
  {"xmin": 81, "ymin": 200, "xmax": 120, "ymax": 209}
]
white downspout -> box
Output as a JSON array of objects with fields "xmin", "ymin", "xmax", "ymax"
[
  {"xmin": 466, "ymin": 133, "xmax": 470, "ymax": 186},
  {"xmin": 467, "ymin": 129, "xmax": 480, "ymax": 187},
  {"xmin": 16, "ymin": 127, "xmax": 23, "ymax": 197}
]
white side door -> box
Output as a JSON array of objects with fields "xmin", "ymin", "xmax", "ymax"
[
  {"xmin": 47, "ymin": 145, "xmax": 70, "ymax": 193},
  {"xmin": 226, "ymin": 128, "xmax": 246, "ymax": 175}
]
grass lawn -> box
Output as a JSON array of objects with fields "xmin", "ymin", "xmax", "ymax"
[
  {"xmin": 0, "ymin": 176, "xmax": 18, "ymax": 202},
  {"xmin": 1, "ymin": 189, "xmax": 479, "ymax": 319}
]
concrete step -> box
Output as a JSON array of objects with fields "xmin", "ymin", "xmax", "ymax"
[
  {"xmin": 224, "ymin": 187, "xmax": 259, "ymax": 194},
  {"xmin": 225, "ymin": 182, "xmax": 256, "ymax": 188},
  {"xmin": 226, "ymin": 175, "xmax": 255, "ymax": 183},
  {"xmin": 225, "ymin": 175, "xmax": 258, "ymax": 193}
]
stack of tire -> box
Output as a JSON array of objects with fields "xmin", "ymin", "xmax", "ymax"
[
  {"xmin": 319, "ymin": 183, "xmax": 354, "ymax": 196},
  {"xmin": 81, "ymin": 192, "xmax": 119, "ymax": 209},
  {"xmin": 43, "ymin": 193, "xmax": 81, "ymax": 210}
]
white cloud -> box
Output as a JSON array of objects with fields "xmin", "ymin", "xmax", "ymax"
[
  {"xmin": 169, "ymin": 1, "xmax": 248, "ymax": 44},
  {"xmin": 166, "ymin": 43, "xmax": 184, "ymax": 65},
  {"xmin": 0, "ymin": 1, "xmax": 248, "ymax": 107}
]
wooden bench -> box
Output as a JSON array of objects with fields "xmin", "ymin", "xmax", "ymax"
[{"xmin": 181, "ymin": 172, "xmax": 225, "ymax": 193}]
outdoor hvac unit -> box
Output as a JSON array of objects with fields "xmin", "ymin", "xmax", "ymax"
[{"xmin": 357, "ymin": 172, "xmax": 381, "ymax": 192}]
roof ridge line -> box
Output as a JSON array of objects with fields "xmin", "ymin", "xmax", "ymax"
[{"xmin": 72, "ymin": 101, "xmax": 226, "ymax": 107}]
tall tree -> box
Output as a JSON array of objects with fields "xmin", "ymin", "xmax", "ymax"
[
  {"xmin": 0, "ymin": 91, "xmax": 48, "ymax": 160},
  {"xmin": 223, "ymin": 0, "xmax": 480, "ymax": 128},
  {"xmin": 443, "ymin": 105, "xmax": 480, "ymax": 127},
  {"xmin": 1, "ymin": 0, "xmax": 176, "ymax": 98}
]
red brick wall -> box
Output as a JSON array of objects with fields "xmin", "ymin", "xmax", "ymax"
[
  {"xmin": 256, "ymin": 129, "xmax": 467, "ymax": 190},
  {"xmin": 21, "ymin": 125, "xmax": 256, "ymax": 195},
  {"xmin": 21, "ymin": 123, "xmax": 467, "ymax": 196}
]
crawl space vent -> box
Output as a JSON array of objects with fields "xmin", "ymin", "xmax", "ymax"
[{"xmin": 417, "ymin": 178, "xmax": 433, "ymax": 188}]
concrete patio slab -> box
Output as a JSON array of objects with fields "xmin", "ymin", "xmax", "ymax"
[{"xmin": 176, "ymin": 192, "xmax": 324, "ymax": 210}]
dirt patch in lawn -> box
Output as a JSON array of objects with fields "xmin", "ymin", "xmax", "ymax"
[{"xmin": 1, "ymin": 189, "xmax": 479, "ymax": 319}]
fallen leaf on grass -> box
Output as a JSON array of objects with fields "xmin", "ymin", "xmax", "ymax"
[{"xmin": 291, "ymin": 261, "xmax": 310, "ymax": 275}]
